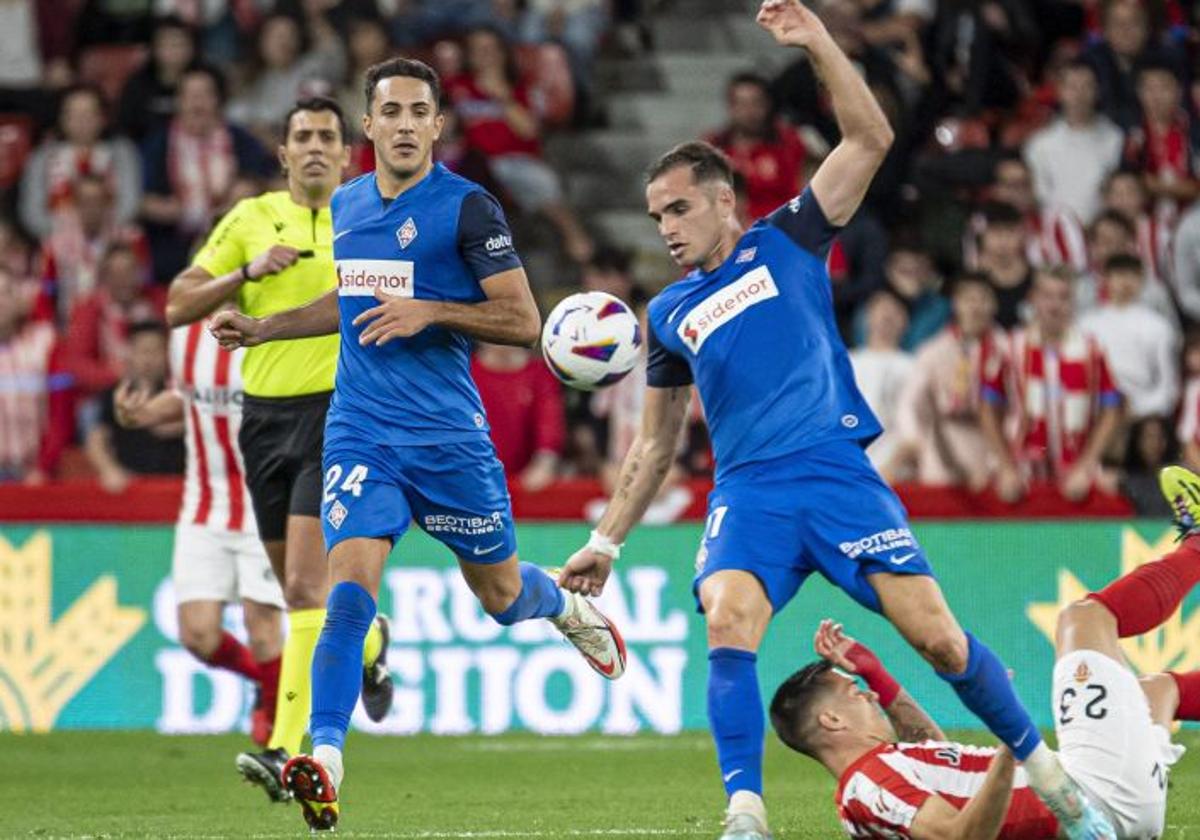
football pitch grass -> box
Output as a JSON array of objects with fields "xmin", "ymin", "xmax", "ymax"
[{"xmin": 10, "ymin": 730, "xmax": 1200, "ymax": 838}]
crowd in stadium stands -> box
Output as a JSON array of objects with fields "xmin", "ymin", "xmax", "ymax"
[{"xmin": 3, "ymin": 0, "xmax": 1200, "ymax": 519}]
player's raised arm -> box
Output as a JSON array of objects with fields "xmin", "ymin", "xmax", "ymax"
[
  {"xmin": 814, "ymin": 620, "xmax": 946, "ymax": 742},
  {"xmin": 908, "ymin": 748, "xmax": 1016, "ymax": 840},
  {"xmin": 211, "ymin": 289, "xmax": 340, "ymax": 349},
  {"xmin": 558, "ymin": 382, "xmax": 691, "ymax": 596},
  {"xmin": 757, "ymin": 0, "xmax": 893, "ymax": 225}
]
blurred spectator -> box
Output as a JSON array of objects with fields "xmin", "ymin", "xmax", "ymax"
[
  {"xmin": 63, "ymin": 243, "xmax": 165, "ymax": 398},
  {"xmin": 1177, "ymin": 332, "xmax": 1200, "ymax": 471},
  {"xmin": 1080, "ymin": 254, "xmax": 1179, "ymax": 420},
  {"xmin": 227, "ymin": 10, "xmax": 345, "ymax": 142},
  {"xmin": 705, "ymin": 72, "xmax": 805, "ymax": 222},
  {"xmin": 435, "ymin": 103, "xmax": 504, "ymax": 200},
  {"xmin": 963, "ymin": 155, "xmax": 1087, "ymax": 273},
  {"xmin": 829, "ymin": 211, "xmax": 889, "ymax": 341},
  {"xmin": 887, "ymin": 272, "xmax": 1005, "ymax": 488},
  {"xmin": 446, "ymin": 26, "xmax": 593, "ymax": 263},
  {"xmin": 1075, "ymin": 208, "xmax": 1174, "ymax": 319},
  {"xmin": 0, "ymin": 217, "xmax": 40, "ymax": 301},
  {"xmin": 928, "ymin": 0, "xmax": 1037, "ymax": 113},
  {"xmin": 75, "ymin": 0, "xmax": 154, "ymax": 48},
  {"xmin": 84, "ymin": 320, "xmax": 183, "ymax": 493},
  {"xmin": 852, "ymin": 242, "xmax": 947, "ymax": 350},
  {"xmin": 36, "ymin": 173, "xmax": 150, "ymax": 324},
  {"xmin": 1173, "ymin": 198, "xmax": 1200, "ymax": 322},
  {"xmin": 1102, "ymin": 168, "xmax": 1172, "ymax": 288},
  {"xmin": 139, "ymin": 65, "xmax": 274, "ymax": 279},
  {"xmin": 1023, "ymin": 60, "xmax": 1124, "ymax": 226},
  {"xmin": 1114, "ymin": 414, "xmax": 1175, "ymax": 516},
  {"xmin": 981, "ymin": 266, "xmax": 1123, "ymax": 502},
  {"xmin": 0, "ymin": 265, "xmax": 65, "ymax": 484},
  {"xmin": 1124, "ymin": 58, "xmax": 1200, "ymax": 213},
  {"xmin": 115, "ymin": 15, "xmax": 197, "ymax": 141},
  {"xmin": 18, "ymin": 84, "xmax": 142, "ymax": 240},
  {"xmin": 580, "ymin": 245, "xmax": 637, "ymax": 302},
  {"xmin": 974, "ymin": 202, "xmax": 1033, "ymax": 329},
  {"xmin": 519, "ymin": 0, "xmax": 610, "ymax": 70},
  {"xmin": 336, "ymin": 15, "xmax": 392, "ymax": 140},
  {"xmin": 1084, "ymin": 0, "xmax": 1181, "ymax": 131},
  {"xmin": 850, "ymin": 290, "xmax": 913, "ymax": 471},
  {"xmin": 471, "ymin": 342, "xmax": 565, "ymax": 492}
]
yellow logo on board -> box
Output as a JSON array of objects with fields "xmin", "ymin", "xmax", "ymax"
[
  {"xmin": 1027, "ymin": 528, "xmax": 1200, "ymax": 674},
  {"xmin": 0, "ymin": 532, "xmax": 145, "ymax": 732}
]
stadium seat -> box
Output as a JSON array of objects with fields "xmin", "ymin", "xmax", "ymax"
[
  {"xmin": 0, "ymin": 113, "xmax": 34, "ymax": 190},
  {"xmin": 515, "ymin": 43, "xmax": 575, "ymax": 128},
  {"xmin": 78, "ymin": 44, "xmax": 148, "ymax": 103}
]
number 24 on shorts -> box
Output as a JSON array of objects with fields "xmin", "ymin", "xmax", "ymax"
[{"xmin": 324, "ymin": 464, "xmax": 369, "ymax": 503}]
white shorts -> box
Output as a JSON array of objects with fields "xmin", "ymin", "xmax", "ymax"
[
  {"xmin": 1053, "ymin": 650, "xmax": 1185, "ymax": 839},
  {"xmin": 171, "ymin": 522, "xmax": 284, "ymax": 608}
]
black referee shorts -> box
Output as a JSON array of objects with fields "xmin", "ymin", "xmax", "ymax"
[{"xmin": 239, "ymin": 391, "xmax": 332, "ymax": 542}]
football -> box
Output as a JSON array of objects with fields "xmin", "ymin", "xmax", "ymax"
[{"xmin": 540, "ymin": 291, "xmax": 642, "ymax": 390}]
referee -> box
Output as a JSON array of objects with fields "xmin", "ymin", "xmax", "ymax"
[{"xmin": 166, "ymin": 97, "xmax": 390, "ymax": 802}]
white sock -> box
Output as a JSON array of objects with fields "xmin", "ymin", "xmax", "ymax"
[
  {"xmin": 1022, "ymin": 742, "xmax": 1065, "ymax": 792},
  {"xmin": 314, "ymin": 744, "xmax": 344, "ymax": 791},
  {"xmin": 551, "ymin": 589, "xmax": 575, "ymax": 622},
  {"xmin": 728, "ymin": 790, "xmax": 768, "ymax": 825}
]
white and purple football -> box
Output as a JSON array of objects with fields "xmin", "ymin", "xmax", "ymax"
[{"xmin": 541, "ymin": 291, "xmax": 642, "ymax": 391}]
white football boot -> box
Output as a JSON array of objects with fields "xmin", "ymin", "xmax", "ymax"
[{"xmin": 549, "ymin": 588, "xmax": 627, "ymax": 679}]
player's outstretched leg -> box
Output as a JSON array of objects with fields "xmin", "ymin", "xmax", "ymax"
[{"xmin": 873, "ymin": 575, "xmax": 1113, "ymax": 839}]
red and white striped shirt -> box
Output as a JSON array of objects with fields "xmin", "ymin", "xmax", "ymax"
[
  {"xmin": 963, "ymin": 207, "xmax": 1088, "ymax": 274},
  {"xmin": 0, "ymin": 322, "xmax": 56, "ymax": 474},
  {"xmin": 837, "ymin": 741, "xmax": 1058, "ymax": 838},
  {"xmin": 171, "ymin": 321, "xmax": 253, "ymax": 534}
]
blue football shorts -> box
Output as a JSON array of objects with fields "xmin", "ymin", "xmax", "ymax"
[
  {"xmin": 692, "ymin": 439, "xmax": 933, "ymax": 614},
  {"xmin": 319, "ymin": 435, "xmax": 517, "ymax": 562}
]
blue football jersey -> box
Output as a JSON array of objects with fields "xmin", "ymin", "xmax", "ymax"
[
  {"xmin": 327, "ymin": 164, "xmax": 522, "ymax": 444},
  {"xmin": 646, "ymin": 188, "xmax": 880, "ymax": 481}
]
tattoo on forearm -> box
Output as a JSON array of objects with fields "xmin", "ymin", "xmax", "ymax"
[{"xmin": 887, "ymin": 694, "xmax": 943, "ymax": 743}]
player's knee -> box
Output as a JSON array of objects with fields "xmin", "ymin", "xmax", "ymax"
[
  {"xmin": 179, "ymin": 622, "xmax": 220, "ymax": 661},
  {"xmin": 914, "ymin": 630, "xmax": 968, "ymax": 674},
  {"xmin": 1055, "ymin": 598, "xmax": 1111, "ymax": 642},
  {"xmin": 283, "ymin": 578, "xmax": 326, "ymax": 610},
  {"xmin": 477, "ymin": 582, "xmax": 523, "ymax": 621},
  {"xmin": 706, "ymin": 600, "xmax": 764, "ymax": 649}
]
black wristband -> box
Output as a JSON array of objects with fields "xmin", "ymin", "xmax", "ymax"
[{"xmin": 240, "ymin": 264, "xmax": 252, "ymax": 282}]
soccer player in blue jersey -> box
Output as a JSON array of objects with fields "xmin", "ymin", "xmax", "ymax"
[
  {"xmin": 557, "ymin": 3, "xmax": 1115, "ymax": 840},
  {"xmin": 210, "ymin": 57, "xmax": 626, "ymax": 831}
]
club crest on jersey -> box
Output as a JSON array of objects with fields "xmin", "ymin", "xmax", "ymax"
[
  {"xmin": 734, "ymin": 247, "xmax": 757, "ymax": 264},
  {"xmin": 676, "ymin": 266, "xmax": 779, "ymax": 353},
  {"xmin": 397, "ymin": 217, "xmax": 417, "ymax": 249},
  {"xmin": 336, "ymin": 259, "xmax": 415, "ymax": 297}
]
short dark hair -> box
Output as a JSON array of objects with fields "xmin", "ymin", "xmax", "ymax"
[
  {"xmin": 1036, "ymin": 264, "xmax": 1077, "ymax": 288},
  {"xmin": 1091, "ymin": 208, "xmax": 1136, "ymax": 239},
  {"xmin": 948, "ymin": 270, "xmax": 996, "ymax": 299},
  {"xmin": 769, "ymin": 660, "xmax": 837, "ymax": 759},
  {"xmin": 1060, "ymin": 57, "xmax": 1097, "ymax": 80},
  {"xmin": 981, "ymin": 201, "xmax": 1023, "ymax": 228},
  {"xmin": 645, "ymin": 141, "xmax": 734, "ymax": 187},
  {"xmin": 1104, "ymin": 252, "xmax": 1144, "ymax": 275},
  {"xmin": 364, "ymin": 57, "xmax": 441, "ymax": 111},
  {"xmin": 727, "ymin": 71, "xmax": 772, "ymax": 99},
  {"xmin": 127, "ymin": 320, "xmax": 168, "ymax": 341},
  {"xmin": 180, "ymin": 63, "xmax": 227, "ymax": 103},
  {"xmin": 1135, "ymin": 56, "xmax": 1180, "ymax": 83},
  {"xmin": 282, "ymin": 96, "xmax": 347, "ymax": 144},
  {"xmin": 586, "ymin": 244, "xmax": 631, "ymax": 276}
]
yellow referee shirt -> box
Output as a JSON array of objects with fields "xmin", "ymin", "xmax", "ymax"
[{"xmin": 193, "ymin": 191, "xmax": 338, "ymax": 398}]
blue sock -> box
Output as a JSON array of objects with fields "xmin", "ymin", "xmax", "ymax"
[
  {"xmin": 310, "ymin": 581, "xmax": 376, "ymax": 751},
  {"xmin": 937, "ymin": 632, "xmax": 1042, "ymax": 760},
  {"xmin": 708, "ymin": 648, "xmax": 764, "ymax": 797},
  {"xmin": 490, "ymin": 563, "xmax": 566, "ymax": 626}
]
